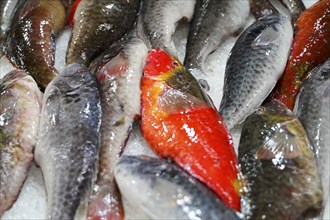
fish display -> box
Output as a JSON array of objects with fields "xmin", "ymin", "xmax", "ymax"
[
  {"xmin": 138, "ymin": 0, "xmax": 195, "ymax": 56},
  {"xmin": 184, "ymin": 0, "xmax": 250, "ymax": 74},
  {"xmin": 141, "ymin": 48, "xmax": 241, "ymax": 211},
  {"xmin": 219, "ymin": 14, "xmax": 293, "ymax": 130},
  {"xmin": 294, "ymin": 59, "xmax": 330, "ymax": 208},
  {"xmin": 87, "ymin": 37, "xmax": 148, "ymax": 220},
  {"xmin": 66, "ymin": 0, "xmax": 140, "ymax": 66},
  {"xmin": 0, "ymin": 70, "xmax": 42, "ymax": 217},
  {"xmin": 34, "ymin": 63, "xmax": 101, "ymax": 219},
  {"xmin": 239, "ymin": 100, "xmax": 323, "ymax": 219},
  {"xmin": 269, "ymin": 0, "xmax": 330, "ymax": 110},
  {"xmin": 0, "ymin": 0, "xmax": 19, "ymax": 48},
  {"xmin": 3, "ymin": 0, "xmax": 66, "ymax": 89},
  {"xmin": 115, "ymin": 155, "xmax": 240, "ymax": 220}
]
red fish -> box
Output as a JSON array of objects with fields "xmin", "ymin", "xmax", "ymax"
[
  {"xmin": 141, "ymin": 48, "xmax": 241, "ymax": 211},
  {"xmin": 269, "ymin": 0, "xmax": 330, "ymax": 110}
]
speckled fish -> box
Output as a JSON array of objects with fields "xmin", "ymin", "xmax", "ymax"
[
  {"xmin": 184, "ymin": 0, "xmax": 250, "ymax": 74},
  {"xmin": 66, "ymin": 0, "xmax": 140, "ymax": 66},
  {"xmin": 3, "ymin": 0, "xmax": 66, "ymax": 89},
  {"xmin": 0, "ymin": 70, "xmax": 42, "ymax": 217},
  {"xmin": 294, "ymin": 59, "xmax": 330, "ymax": 208},
  {"xmin": 137, "ymin": 0, "xmax": 195, "ymax": 56},
  {"xmin": 141, "ymin": 48, "xmax": 241, "ymax": 211},
  {"xmin": 269, "ymin": 0, "xmax": 330, "ymax": 110},
  {"xmin": 239, "ymin": 100, "xmax": 323, "ymax": 219},
  {"xmin": 0, "ymin": 0, "xmax": 19, "ymax": 51},
  {"xmin": 87, "ymin": 37, "xmax": 148, "ymax": 220},
  {"xmin": 219, "ymin": 14, "xmax": 293, "ymax": 130},
  {"xmin": 115, "ymin": 155, "xmax": 241, "ymax": 220},
  {"xmin": 35, "ymin": 63, "xmax": 101, "ymax": 220}
]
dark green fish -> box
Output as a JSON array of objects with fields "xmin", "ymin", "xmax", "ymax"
[
  {"xmin": 239, "ymin": 100, "xmax": 323, "ymax": 220},
  {"xmin": 66, "ymin": 0, "xmax": 140, "ymax": 66},
  {"xmin": 3, "ymin": 0, "xmax": 66, "ymax": 89}
]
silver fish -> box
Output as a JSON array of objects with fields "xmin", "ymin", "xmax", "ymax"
[
  {"xmin": 219, "ymin": 14, "xmax": 293, "ymax": 130},
  {"xmin": 0, "ymin": 0, "xmax": 19, "ymax": 50},
  {"xmin": 184, "ymin": 0, "xmax": 250, "ymax": 74},
  {"xmin": 35, "ymin": 63, "xmax": 101, "ymax": 220},
  {"xmin": 114, "ymin": 155, "xmax": 240, "ymax": 220},
  {"xmin": 138, "ymin": 0, "xmax": 195, "ymax": 56},
  {"xmin": 0, "ymin": 70, "xmax": 42, "ymax": 217},
  {"xmin": 294, "ymin": 59, "xmax": 330, "ymax": 209},
  {"xmin": 87, "ymin": 37, "xmax": 148, "ymax": 220}
]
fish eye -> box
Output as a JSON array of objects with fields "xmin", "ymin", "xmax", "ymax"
[{"xmin": 172, "ymin": 61, "xmax": 179, "ymax": 66}]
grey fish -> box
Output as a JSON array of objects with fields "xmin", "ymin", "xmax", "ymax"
[
  {"xmin": 3, "ymin": 0, "xmax": 66, "ymax": 89},
  {"xmin": 280, "ymin": 0, "xmax": 305, "ymax": 25},
  {"xmin": 184, "ymin": 0, "xmax": 250, "ymax": 74},
  {"xmin": 294, "ymin": 59, "xmax": 330, "ymax": 209},
  {"xmin": 87, "ymin": 37, "xmax": 148, "ymax": 220},
  {"xmin": 219, "ymin": 14, "xmax": 293, "ymax": 130},
  {"xmin": 0, "ymin": 0, "xmax": 19, "ymax": 50},
  {"xmin": 66, "ymin": 0, "xmax": 140, "ymax": 66},
  {"xmin": 239, "ymin": 100, "xmax": 323, "ymax": 219},
  {"xmin": 114, "ymin": 155, "xmax": 240, "ymax": 220},
  {"xmin": 0, "ymin": 70, "xmax": 42, "ymax": 217},
  {"xmin": 35, "ymin": 63, "xmax": 101, "ymax": 220},
  {"xmin": 138, "ymin": 0, "xmax": 195, "ymax": 56}
]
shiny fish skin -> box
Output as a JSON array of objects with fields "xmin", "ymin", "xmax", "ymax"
[
  {"xmin": 280, "ymin": 0, "xmax": 306, "ymax": 25},
  {"xmin": 294, "ymin": 59, "xmax": 330, "ymax": 208},
  {"xmin": 0, "ymin": 0, "xmax": 19, "ymax": 50},
  {"xmin": 184, "ymin": 0, "xmax": 250, "ymax": 74},
  {"xmin": 114, "ymin": 155, "xmax": 240, "ymax": 220},
  {"xmin": 219, "ymin": 14, "xmax": 293, "ymax": 130},
  {"xmin": 138, "ymin": 0, "xmax": 195, "ymax": 56},
  {"xmin": 66, "ymin": 0, "xmax": 140, "ymax": 66},
  {"xmin": 0, "ymin": 70, "xmax": 42, "ymax": 217},
  {"xmin": 87, "ymin": 37, "xmax": 148, "ymax": 220},
  {"xmin": 3, "ymin": 0, "xmax": 66, "ymax": 89},
  {"xmin": 35, "ymin": 63, "xmax": 101, "ymax": 220},
  {"xmin": 239, "ymin": 100, "xmax": 323, "ymax": 220}
]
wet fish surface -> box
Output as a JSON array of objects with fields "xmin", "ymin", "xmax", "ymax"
[
  {"xmin": 184, "ymin": 0, "xmax": 250, "ymax": 74},
  {"xmin": 138, "ymin": 0, "xmax": 195, "ymax": 56},
  {"xmin": 87, "ymin": 37, "xmax": 148, "ymax": 220},
  {"xmin": 66, "ymin": 0, "xmax": 140, "ymax": 66},
  {"xmin": 219, "ymin": 14, "xmax": 293, "ymax": 130},
  {"xmin": 115, "ymin": 155, "xmax": 240, "ymax": 220},
  {"xmin": 0, "ymin": 0, "xmax": 19, "ymax": 50},
  {"xmin": 0, "ymin": 70, "xmax": 42, "ymax": 217},
  {"xmin": 294, "ymin": 59, "xmax": 330, "ymax": 208},
  {"xmin": 239, "ymin": 100, "xmax": 323, "ymax": 219},
  {"xmin": 35, "ymin": 63, "xmax": 101, "ymax": 220},
  {"xmin": 3, "ymin": 0, "xmax": 66, "ymax": 89}
]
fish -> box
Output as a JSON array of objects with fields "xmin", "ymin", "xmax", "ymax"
[
  {"xmin": 0, "ymin": 0, "xmax": 19, "ymax": 50},
  {"xmin": 219, "ymin": 14, "xmax": 293, "ymax": 131},
  {"xmin": 3, "ymin": 0, "xmax": 66, "ymax": 89},
  {"xmin": 238, "ymin": 100, "xmax": 323, "ymax": 219},
  {"xmin": 66, "ymin": 0, "xmax": 140, "ymax": 66},
  {"xmin": 141, "ymin": 48, "xmax": 242, "ymax": 211},
  {"xmin": 269, "ymin": 0, "xmax": 330, "ymax": 110},
  {"xmin": 0, "ymin": 70, "xmax": 42, "ymax": 217},
  {"xmin": 34, "ymin": 63, "xmax": 101, "ymax": 220},
  {"xmin": 87, "ymin": 37, "xmax": 148, "ymax": 220},
  {"xmin": 294, "ymin": 59, "xmax": 330, "ymax": 209},
  {"xmin": 184, "ymin": 0, "xmax": 250, "ymax": 74},
  {"xmin": 114, "ymin": 155, "xmax": 241, "ymax": 220},
  {"xmin": 280, "ymin": 0, "xmax": 306, "ymax": 25},
  {"xmin": 137, "ymin": 0, "xmax": 195, "ymax": 56}
]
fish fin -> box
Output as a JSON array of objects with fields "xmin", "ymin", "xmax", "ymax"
[
  {"xmin": 157, "ymin": 87, "xmax": 207, "ymax": 114},
  {"xmin": 96, "ymin": 52, "xmax": 129, "ymax": 83},
  {"xmin": 251, "ymin": 26, "xmax": 279, "ymax": 47}
]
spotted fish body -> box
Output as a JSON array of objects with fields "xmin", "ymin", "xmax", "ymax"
[
  {"xmin": 294, "ymin": 59, "xmax": 330, "ymax": 207},
  {"xmin": 138, "ymin": 0, "xmax": 195, "ymax": 56},
  {"xmin": 115, "ymin": 155, "xmax": 240, "ymax": 220},
  {"xmin": 0, "ymin": 70, "xmax": 42, "ymax": 217},
  {"xmin": 87, "ymin": 37, "xmax": 148, "ymax": 220},
  {"xmin": 239, "ymin": 100, "xmax": 323, "ymax": 219},
  {"xmin": 219, "ymin": 14, "xmax": 293, "ymax": 130},
  {"xmin": 35, "ymin": 63, "xmax": 101, "ymax": 220},
  {"xmin": 184, "ymin": 0, "xmax": 250, "ymax": 74},
  {"xmin": 3, "ymin": 0, "xmax": 66, "ymax": 89},
  {"xmin": 66, "ymin": 0, "xmax": 140, "ymax": 66}
]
